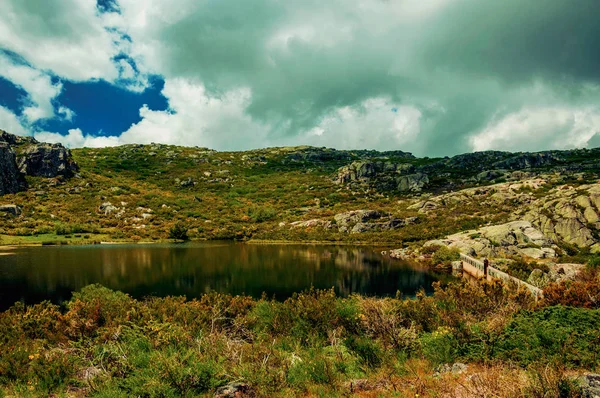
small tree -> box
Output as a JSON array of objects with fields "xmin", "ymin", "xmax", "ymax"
[{"xmin": 169, "ymin": 222, "xmax": 189, "ymax": 241}]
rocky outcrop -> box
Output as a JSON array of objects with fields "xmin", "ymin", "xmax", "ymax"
[
  {"xmin": 492, "ymin": 152, "xmax": 560, "ymax": 170},
  {"xmin": 334, "ymin": 210, "xmax": 417, "ymax": 233},
  {"xmin": 334, "ymin": 161, "xmax": 427, "ymax": 192},
  {"xmin": 425, "ymin": 220, "xmax": 557, "ymax": 259},
  {"xmin": 17, "ymin": 142, "xmax": 79, "ymax": 178},
  {"xmin": 524, "ymin": 185, "xmax": 600, "ymax": 252},
  {"xmin": 0, "ymin": 143, "xmax": 26, "ymax": 195},
  {"xmin": 284, "ymin": 210, "xmax": 417, "ymax": 234},
  {"xmin": 0, "ymin": 129, "xmax": 37, "ymax": 146},
  {"xmin": 0, "ymin": 130, "xmax": 79, "ymax": 195},
  {"xmin": 334, "ymin": 149, "xmax": 568, "ymax": 194}
]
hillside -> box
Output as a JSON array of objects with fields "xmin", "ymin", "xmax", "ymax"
[{"xmin": 1, "ymin": 129, "xmax": 600, "ymax": 253}]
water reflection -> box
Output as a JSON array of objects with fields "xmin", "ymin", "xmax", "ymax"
[{"xmin": 0, "ymin": 242, "xmax": 442, "ymax": 310}]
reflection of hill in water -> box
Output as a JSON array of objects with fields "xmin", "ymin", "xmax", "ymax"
[{"xmin": 0, "ymin": 243, "xmax": 442, "ymax": 309}]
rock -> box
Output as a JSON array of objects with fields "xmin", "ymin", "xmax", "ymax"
[
  {"xmin": 0, "ymin": 129, "xmax": 37, "ymax": 146},
  {"xmin": 214, "ymin": 382, "xmax": 254, "ymax": 398},
  {"xmin": 451, "ymin": 362, "xmax": 468, "ymax": 375},
  {"xmin": 520, "ymin": 247, "xmax": 556, "ymax": 259},
  {"xmin": 0, "ymin": 143, "xmax": 26, "ymax": 195},
  {"xmin": 397, "ymin": 173, "xmax": 429, "ymax": 192},
  {"xmin": 434, "ymin": 362, "xmax": 468, "ymax": 378},
  {"xmin": 578, "ymin": 374, "xmax": 600, "ymax": 398},
  {"xmin": 99, "ymin": 202, "xmax": 118, "ymax": 216},
  {"xmin": 425, "ymin": 221, "xmax": 555, "ymax": 258},
  {"xmin": 0, "ymin": 204, "xmax": 22, "ymax": 216},
  {"xmin": 408, "ymin": 200, "xmax": 438, "ymax": 213},
  {"xmin": 290, "ymin": 219, "xmax": 332, "ymax": 229},
  {"xmin": 17, "ymin": 142, "xmax": 78, "ymax": 178},
  {"xmin": 334, "ymin": 210, "xmax": 383, "ymax": 233},
  {"xmin": 476, "ymin": 169, "xmax": 506, "ymax": 182},
  {"xmin": 492, "ymin": 152, "xmax": 560, "ymax": 170},
  {"xmin": 180, "ymin": 177, "xmax": 195, "ymax": 187}
]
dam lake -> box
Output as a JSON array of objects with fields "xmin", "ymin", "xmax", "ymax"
[{"xmin": 0, "ymin": 242, "xmax": 445, "ymax": 310}]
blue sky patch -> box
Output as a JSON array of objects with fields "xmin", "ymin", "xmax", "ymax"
[
  {"xmin": 0, "ymin": 77, "xmax": 28, "ymax": 115},
  {"xmin": 36, "ymin": 76, "xmax": 169, "ymax": 136}
]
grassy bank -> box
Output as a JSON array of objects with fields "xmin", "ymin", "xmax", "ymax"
[{"xmin": 1, "ymin": 270, "xmax": 599, "ymax": 397}]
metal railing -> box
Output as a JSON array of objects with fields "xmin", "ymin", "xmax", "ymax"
[{"xmin": 459, "ymin": 253, "xmax": 543, "ymax": 299}]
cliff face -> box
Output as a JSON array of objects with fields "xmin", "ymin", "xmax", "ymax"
[
  {"xmin": 0, "ymin": 130, "xmax": 79, "ymax": 196},
  {"xmin": 0, "ymin": 143, "xmax": 26, "ymax": 195},
  {"xmin": 17, "ymin": 143, "xmax": 79, "ymax": 178}
]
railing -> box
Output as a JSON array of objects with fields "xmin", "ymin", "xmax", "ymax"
[{"xmin": 459, "ymin": 253, "xmax": 543, "ymax": 299}]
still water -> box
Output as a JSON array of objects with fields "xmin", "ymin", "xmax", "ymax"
[{"xmin": 0, "ymin": 242, "xmax": 443, "ymax": 310}]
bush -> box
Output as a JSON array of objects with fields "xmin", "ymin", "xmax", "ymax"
[
  {"xmin": 431, "ymin": 246, "xmax": 460, "ymax": 266},
  {"xmin": 169, "ymin": 223, "xmax": 189, "ymax": 241},
  {"xmin": 542, "ymin": 268, "xmax": 600, "ymax": 308},
  {"xmin": 247, "ymin": 207, "xmax": 277, "ymax": 223},
  {"xmin": 506, "ymin": 259, "xmax": 549, "ymax": 281},
  {"xmin": 495, "ymin": 306, "xmax": 600, "ymax": 368}
]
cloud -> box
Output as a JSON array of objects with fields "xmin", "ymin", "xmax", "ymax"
[
  {"xmin": 0, "ymin": 106, "xmax": 29, "ymax": 137},
  {"xmin": 289, "ymin": 98, "xmax": 424, "ymax": 151},
  {"xmin": 0, "ymin": 0, "xmax": 125, "ymax": 82},
  {"xmin": 118, "ymin": 78, "xmax": 271, "ymax": 149},
  {"xmin": 34, "ymin": 128, "xmax": 121, "ymax": 148},
  {"xmin": 470, "ymin": 106, "xmax": 600, "ymax": 152},
  {"xmin": 3, "ymin": 0, "xmax": 600, "ymax": 155},
  {"xmin": 0, "ymin": 53, "xmax": 62, "ymax": 122}
]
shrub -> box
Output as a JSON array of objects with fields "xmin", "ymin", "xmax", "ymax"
[
  {"xmin": 431, "ymin": 246, "xmax": 460, "ymax": 266},
  {"xmin": 247, "ymin": 207, "xmax": 277, "ymax": 223},
  {"xmin": 542, "ymin": 268, "xmax": 600, "ymax": 308},
  {"xmin": 169, "ymin": 223, "xmax": 189, "ymax": 241},
  {"xmin": 419, "ymin": 326, "xmax": 459, "ymax": 365},
  {"xmin": 495, "ymin": 306, "xmax": 600, "ymax": 368},
  {"xmin": 506, "ymin": 259, "xmax": 549, "ymax": 281}
]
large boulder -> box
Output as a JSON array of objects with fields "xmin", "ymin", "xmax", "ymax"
[
  {"xmin": 0, "ymin": 143, "xmax": 26, "ymax": 195},
  {"xmin": 17, "ymin": 143, "xmax": 79, "ymax": 178}
]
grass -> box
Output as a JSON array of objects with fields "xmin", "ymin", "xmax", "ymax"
[{"xmin": 0, "ymin": 272, "xmax": 598, "ymax": 397}]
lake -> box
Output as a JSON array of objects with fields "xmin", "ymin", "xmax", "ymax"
[{"xmin": 0, "ymin": 242, "xmax": 444, "ymax": 310}]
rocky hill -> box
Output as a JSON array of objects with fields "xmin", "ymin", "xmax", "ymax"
[{"xmin": 1, "ymin": 128, "xmax": 600, "ymax": 262}]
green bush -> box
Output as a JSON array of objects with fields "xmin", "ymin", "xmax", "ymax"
[
  {"xmin": 495, "ymin": 306, "xmax": 600, "ymax": 368},
  {"xmin": 169, "ymin": 223, "xmax": 189, "ymax": 241},
  {"xmin": 431, "ymin": 246, "xmax": 460, "ymax": 266},
  {"xmin": 247, "ymin": 207, "xmax": 277, "ymax": 223},
  {"xmin": 419, "ymin": 327, "xmax": 459, "ymax": 365}
]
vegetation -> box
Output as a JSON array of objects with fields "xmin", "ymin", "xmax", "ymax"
[
  {"xmin": 0, "ymin": 272, "xmax": 598, "ymax": 396},
  {"xmin": 168, "ymin": 222, "xmax": 189, "ymax": 241}
]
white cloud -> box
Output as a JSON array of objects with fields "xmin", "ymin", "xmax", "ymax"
[
  {"xmin": 118, "ymin": 78, "xmax": 271, "ymax": 149},
  {"xmin": 287, "ymin": 98, "xmax": 422, "ymax": 151},
  {"xmin": 470, "ymin": 106, "xmax": 600, "ymax": 152},
  {"xmin": 0, "ymin": 106, "xmax": 29, "ymax": 137},
  {"xmin": 0, "ymin": 53, "xmax": 62, "ymax": 122},
  {"xmin": 34, "ymin": 128, "xmax": 121, "ymax": 148},
  {"xmin": 57, "ymin": 106, "xmax": 76, "ymax": 122},
  {"xmin": 0, "ymin": 0, "xmax": 122, "ymax": 82}
]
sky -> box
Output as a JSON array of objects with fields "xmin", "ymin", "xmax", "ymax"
[{"xmin": 0, "ymin": 0, "xmax": 600, "ymax": 156}]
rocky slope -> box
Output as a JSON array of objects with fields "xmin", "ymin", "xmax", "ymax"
[
  {"xmin": 0, "ymin": 130, "xmax": 79, "ymax": 195},
  {"xmin": 334, "ymin": 148, "xmax": 600, "ymax": 193}
]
